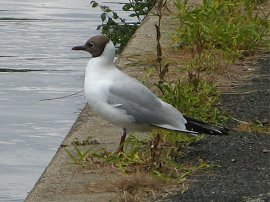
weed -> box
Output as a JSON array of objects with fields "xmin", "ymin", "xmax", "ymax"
[
  {"xmin": 65, "ymin": 132, "xmax": 208, "ymax": 191},
  {"xmin": 65, "ymin": 146, "xmax": 99, "ymax": 166},
  {"xmin": 66, "ymin": 133, "xmax": 209, "ymax": 181},
  {"xmin": 89, "ymin": 173, "xmax": 170, "ymax": 201},
  {"xmin": 157, "ymin": 79, "xmax": 227, "ymax": 124},
  {"xmin": 71, "ymin": 136, "xmax": 99, "ymax": 146},
  {"xmin": 154, "ymin": 0, "xmax": 170, "ymax": 81},
  {"xmin": 236, "ymin": 120, "xmax": 270, "ymax": 134},
  {"xmin": 90, "ymin": 0, "xmax": 156, "ymax": 52},
  {"xmin": 174, "ymin": 0, "xmax": 269, "ymax": 63}
]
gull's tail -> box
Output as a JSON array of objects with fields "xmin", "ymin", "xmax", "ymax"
[{"xmin": 184, "ymin": 115, "xmax": 229, "ymax": 135}]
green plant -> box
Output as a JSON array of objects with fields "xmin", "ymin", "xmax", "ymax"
[
  {"xmin": 91, "ymin": 135, "xmax": 150, "ymax": 173},
  {"xmin": 90, "ymin": 0, "xmax": 156, "ymax": 52},
  {"xmin": 174, "ymin": 0, "xmax": 269, "ymax": 62},
  {"xmin": 65, "ymin": 133, "xmax": 208, "ymax": 182},
  {"xmin": 71, "ymin": 136, "xmax": 99, "ymax": 146},
  {"xmin": 65, "ymin": 146, "xmax": 98, "ymax": 166},
  {"xmin": 158, "ymin": 78, "xmax": 227, "ymax": 124}
]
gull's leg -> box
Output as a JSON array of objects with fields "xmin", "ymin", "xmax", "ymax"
[{"xmin": 115, "ymin": 128, "xmax": 127, "ymax": 154}]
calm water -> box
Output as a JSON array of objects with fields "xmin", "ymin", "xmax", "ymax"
[{"xmin": 0, "ymin": 0, "xmax": 128, "ymax": 201}]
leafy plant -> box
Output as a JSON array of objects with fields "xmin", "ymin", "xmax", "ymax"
[
  {"xmin": 158, "ymin": 79, "xmax": 227, "ymax": 124},
  {"xmin": 65, "ymin": 134, "xmax": 208, "ymax": 182},
  {"xmin": 174, "ymin": 0, "xmax": 269, "ymax": 62},
  {"xmin": 65, "ymin": 146, "xmax": 98, "ymax": 166},
  {"xmin": 90, "ymin": 0, "xmax": 156, "ymax": 52}
]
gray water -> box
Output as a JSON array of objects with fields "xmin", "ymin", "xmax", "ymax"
[{"xmin": 0, "ymin": 0, "xmax": 128, "ymax": 201}]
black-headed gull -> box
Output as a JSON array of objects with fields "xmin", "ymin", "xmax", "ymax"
[{"xmin": 72, "ymin": 35, "xmax": 228, "ymax": 153}]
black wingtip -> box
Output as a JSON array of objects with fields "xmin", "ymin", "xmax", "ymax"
[{"xmin": 184, "ymin": 115, "xmax": 229, "ymax": 136}]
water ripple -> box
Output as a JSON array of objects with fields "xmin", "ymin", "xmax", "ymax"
[{"xmin": 0, "ymin": 17, "xmax": 50, "ymax": 21}]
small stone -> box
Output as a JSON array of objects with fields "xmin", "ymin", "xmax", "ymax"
[{"xmin": 262, "ymin": 149, "xmax": 270, "ymax": 153}]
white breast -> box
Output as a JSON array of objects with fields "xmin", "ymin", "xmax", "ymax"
[
  {"xmin": 84, "ymin": 59, "xmax": 112, "ymax": 110},
  {"xmin": 84, "ymin": 58, "xmax": 136, "ymax": 128}
]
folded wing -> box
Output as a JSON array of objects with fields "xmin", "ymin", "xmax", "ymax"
[{"xmin": 107, "ymin": 76, "xmax": 191, "ymax": 132}]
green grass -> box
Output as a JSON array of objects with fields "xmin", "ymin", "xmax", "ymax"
[
  {"xmin": 65, "ymin": 146, "xmax": 99, "ymax": 166},
  {"xmin": 65, "ymin": 133, "xmax": 208, "ymax": 181},
  {"xmin": 174, "ymin": 0, "xmax": 269, "ymax": 62},
  {"xmin": 155, "ymin": 0, "xmax": 269, "ymax": 126}
]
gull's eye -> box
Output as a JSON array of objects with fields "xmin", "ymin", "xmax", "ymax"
[{"xmin": 89, "ymin": 42, "xmax": 94, "ymax": 48}]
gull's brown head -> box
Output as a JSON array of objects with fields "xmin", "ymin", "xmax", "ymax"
[{"xmin": 72, "ymin": 35, "xmax": 110, "ymax": 57}]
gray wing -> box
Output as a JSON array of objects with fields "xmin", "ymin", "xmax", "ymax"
[
  {"xmin": 107, "ymin": 76, "xmax": 187, "ymax": 130},
  {"xmin": 108, "ymin": 77, "xmax": 162, "ymax": 124}
]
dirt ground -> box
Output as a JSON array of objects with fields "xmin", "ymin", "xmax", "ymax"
[{"xmin": 165, "ymin": 56, "xmax": 270, "ymax": 202}]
